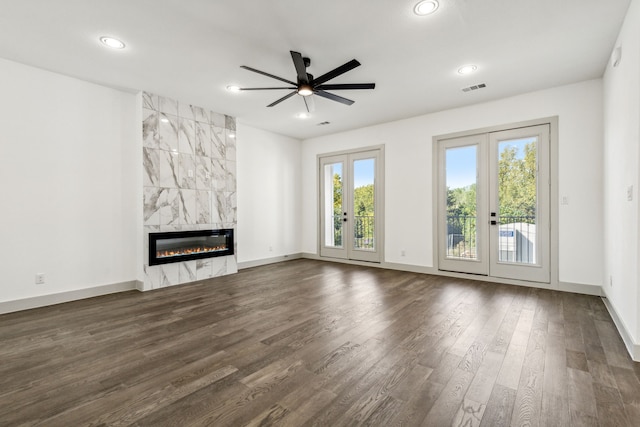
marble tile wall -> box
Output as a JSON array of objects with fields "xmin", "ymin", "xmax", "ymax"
[{"xmin": 142, "ymin": 92, "xmax": 237, "ymax": 291}]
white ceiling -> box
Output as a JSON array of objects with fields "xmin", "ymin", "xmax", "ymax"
[{"xmin": 0, "ymin": 0, "xmax": 631, "ymax": 139}]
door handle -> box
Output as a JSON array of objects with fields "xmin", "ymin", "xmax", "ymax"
[{"xmin": 490, "ymin": 212, "xmax": 498, "ymax": 225}]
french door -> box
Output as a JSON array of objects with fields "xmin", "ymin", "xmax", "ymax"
[
  {"xmin": 438, "ymin": 124, "xmax": 550, "ymax": 282},
  {"xmin": 319, "ymin": 148, "xmax": 383, "ymax": 262}
]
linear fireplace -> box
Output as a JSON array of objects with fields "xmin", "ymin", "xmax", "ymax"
[{"xmin": 149, "ymin": 229, "xmax": 234, "ymax": 266}]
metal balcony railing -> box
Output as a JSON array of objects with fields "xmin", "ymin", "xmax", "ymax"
[
  {"xmin": 331, "ymin": 214, "xmax": 375, "ymax": 250},
  {"xmin": 446, "ymin": 214, "xmax": 536, "ymax": 263},
  {"xmin": 446, "ymin": 215, "xmax": 477, "ymax": 258}
]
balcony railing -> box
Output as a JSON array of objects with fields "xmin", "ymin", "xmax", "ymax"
[
  {"xmin": 354, "ymin": 215, "xmax": 375, "ymax": 250},
  {"xmin": 330, "ymin": 214, "xmax": 375, "ymax": 250},
  {"xmin": 447, "ymin": 215, "xmax": 477, "ymax": 258},
  {"xmin": 446, "ymin": 215, "xmax": 536, "ymax": 262}
]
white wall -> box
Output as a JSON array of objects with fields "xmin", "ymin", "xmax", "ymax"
[
  {"xmin": 236, "ymin": 124, "xmax": 302, "ymax": 264},
  {"xmin": 603, "ymin": 0, "xmax": 640, "ymax": 345},
  {"xmin": 0, "ymin": 58, "xmax": 140, "ymax": 303},
  {"xmin": 302, "ymin": 79, "xmax": 604, "ymax": 288}
]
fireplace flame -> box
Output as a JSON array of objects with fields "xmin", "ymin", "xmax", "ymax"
[{"xmin": 157, "ymin": 245, "xmax": 227, "ymax": 258}]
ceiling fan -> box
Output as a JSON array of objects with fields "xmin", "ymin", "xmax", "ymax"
[{"xmin": 238, "ymin": 51, "xmax": 375, "ymax": 112}]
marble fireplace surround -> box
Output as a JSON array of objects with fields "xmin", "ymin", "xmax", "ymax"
[{"xmin": 141, "ymin": 92, "xmax": 237, "ymax": 291}]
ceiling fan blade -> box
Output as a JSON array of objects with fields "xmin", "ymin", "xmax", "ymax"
[
  {"xmin": 312, "ymin": 59, "xmax": 361, "ymax": 86},
  {"xmin": 239, "ymin": 87, "xmax": 296, "ymax": 91},
  {"xmin": 303, "ymin": 95, "xmax": 316, "ymax": 113},
  {"xmin": 315, "ymin": 90, "xmax": 355, "ymax": 106},
  {"xmin": 240, "ymin": 65, "xmax": 297, "ymax": 86},
  {"xmin": 267, "ymin": 91, "xmax": 297, "ymax": 107},
  {"xmin": 290, "ymin": 51, "xmax": 309, "ymax": 85},
  {"xmin": 315, "ymin": 83, "xmax": 375, "ymax": 90}
]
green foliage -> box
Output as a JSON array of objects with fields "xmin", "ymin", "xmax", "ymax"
[
  {"xmin": 354, "ymin": 184, "xmax": 374, "ymax": 216},
  {"xmin": 498, "ymin": 142, "xmax": 536, "ymax": 220},
  {"xmin": 445, "ymin": 141, "xmax": 537, "ymax": 257},
  {"xmin": 447, "ymin": 184, "xmax": 477, "ymax": 218},
  {"xmin": 330, "ymin": 173, "xmax": 375, "ymax": 249},
  {"xmin": 333, "ymin": 173, "xmax": 343, "ymax": 216},
  {"xmin": 354, "ymin": 184, "xmax": 375, "ymax": 247},
  {"xmin": 332, "ymin": 173, "xmax": 343, "ymax": 246},
  {"xmin": 446, "ymin": 142, "xmax": 536, "ymax": 221}
]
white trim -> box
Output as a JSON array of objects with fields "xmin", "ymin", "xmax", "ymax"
[
  {"xmin": 238, "ymin": 253, "xmax": 303, "ymax": 270},
  {"xmin": 432, "ymin": 117, "xmax": 559, "ymax": 285},
  {"xmin": 135, "ymin": 280, "xmax": 145, "ymax": 292},
  {"xmin": 0, "ymin": 280, "xmax": 140, "ymax": 315},
  {"xmin": 301, "ymin": 253, "xmax": 601, "ymax": 296},
  {"xmin": 601, "ymin": 296, "xmax": 640, "ymax": 362},
  {"xmin": 317, "ymin": 145, "xmax": 385, "ymax": 263}
]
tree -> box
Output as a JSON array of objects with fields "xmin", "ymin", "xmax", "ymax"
[
  {"xmin": 353, "ymin": 184, "xmax": 375, "ymax": 247},
  {"xmin": 332, "ymin": 173, "xmax": 343, "ymax": 245},
  {"xmin": 498, "ymin": 142, "xmax": 536, "ymax": 221}
]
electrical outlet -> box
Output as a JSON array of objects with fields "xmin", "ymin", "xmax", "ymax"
[
  {"xmin": 269, "ymin": 246, "xmax": 273, "ymax": 252},
  {"xmin": 401, "ymin": 249, "xmax": 406, "ymax": 257},
  {"xmin": 35, "ymin": 273, "xmax": 45, "ymax": 285}
]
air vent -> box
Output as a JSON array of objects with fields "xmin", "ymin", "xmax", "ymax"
[
  {"xmin": 462, "ymin": 83, "xmax": 487, "ymax": 92},
  {"xmin": 317, "ymin": 121, "xmax": 331, "ymax": 126}
]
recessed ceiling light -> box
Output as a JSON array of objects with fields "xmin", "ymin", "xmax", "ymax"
[
  {"xmin": 296, "ymin": 112, "xmax": 310, "ymax": 119},
  {"xmin": 226, "ymin": 85, "xmax": 241, "ymax": 92},
  {"xmin": 99, "ymin": 36, "xmax": 125, "ymax": 49},
  {"xmin": 414, "ymin": 0, "xmax": 439, "ymax": 15},
  {"xmin": 457, "ymin": 64, "xmax": 478, "ymax": 75},
  {"xmin": 228, "ymin": 133, "xmax": 236, "ymax": 139}
]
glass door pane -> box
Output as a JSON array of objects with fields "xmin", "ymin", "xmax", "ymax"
[
  {"xmin": 497, "ymin": 137, "xmax": 537, "ymax": 265},
  {"xmin": 352, "ymin": 158, "xmax": 375, "ymax": 251},
  {"xmin": 445, "ymin": 145, "xmax": 478, "ymax": 260},
  {"xmin": 319, "ymin": 149, "xmax": 383, "ymax": 263},
  {"xmin": 324, "ymin": 162, "xmax": 344, "ymax": 249},
  {"xmin": 489, "ymin": 124, "xmax": 550, "ymax": 283},
  {"xmin": 438, "ymin": 134, "xmax": 488, "ymax": 276}
]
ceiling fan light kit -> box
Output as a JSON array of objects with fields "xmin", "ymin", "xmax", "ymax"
[
  {"xmin": 297, "ymin": 84, "xmax": 313, "ymax": 96},
  {"xmin": 237, "ymin": 50, "xmax": 375, "ymax": 112}
]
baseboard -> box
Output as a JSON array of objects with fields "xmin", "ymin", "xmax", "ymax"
[
  {"xmin": 238, "ymin": 253, "xmax": 303, "ymax": 270},
  {"xmin": 0, "ymin": 280, "xmax": 140, "ymax": 315},
  {"xmin": 302, "ymin": 253, "xmax": 602, "ymax": 296},
  {"xmin": 558, "ymin": 281, "xmax": 602, "ymax": 296},
  {"xmin": 601, "ymin": 296, "xmax": 640, "ymax": 362}
]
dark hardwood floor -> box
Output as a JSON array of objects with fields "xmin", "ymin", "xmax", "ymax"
[{"xmin": 1, "ymin": 259, "xmax": 639, "ymax": 426}]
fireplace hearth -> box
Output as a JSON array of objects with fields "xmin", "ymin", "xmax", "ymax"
[{"xmin": 149, "ymin": 229, "xmax": 234, "ymax": 266}]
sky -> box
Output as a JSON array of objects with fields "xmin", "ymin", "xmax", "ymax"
[
  {"xmin": 446, "ymin": 145, "xmax": 477, "ymax": 189},
  {"xmin": 446, "ymin": 137, "xmax": 535, "ymax": 189},
  {"xmin": 326, "ymin": 158, "xmax": 374, "ymax": 189},
  {"xmin": 354, "ymin": 158, "xmax": 375, "ymax": 188}
]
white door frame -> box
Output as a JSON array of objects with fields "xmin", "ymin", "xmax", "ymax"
[
  {"xmin": 318, "ymin": 145, "xmax": 385, "ymax": 263},
  {"xmin": 433, "ymin": 117, "xmax": 558, "ymax": 284},
  {"xmin": 437, "ymin": 133, "xmax": 489, "ymax": 275},
  {"xmin": 489, "ymin": 124, "xmax": 550, "ymax": 282}
]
